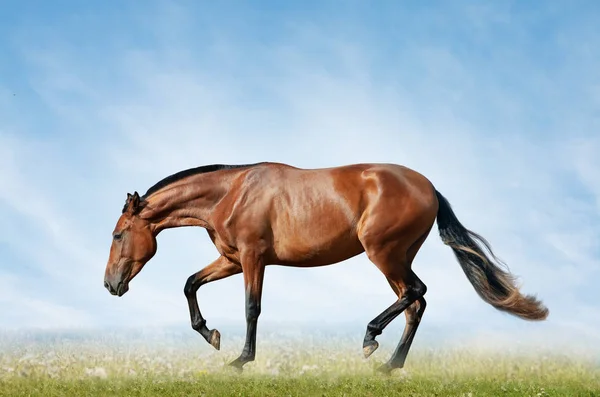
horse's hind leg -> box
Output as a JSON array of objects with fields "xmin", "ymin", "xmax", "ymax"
[
  {"xmin": 378, "ymin": 296, "xmax": 427, "ymax": 374},
  {"xmin": 364, "ymin": 226, "xmax": 431, "ymax": 373},
  {"xmin": 361, "ymin": 266, "xmax": 426, "ymax": 360}
]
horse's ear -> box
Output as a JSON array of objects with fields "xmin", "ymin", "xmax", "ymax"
[
  {"xmin": 123, "ymin": 191, "xmax": 143, "ymax": 214},
  {"xmin": 132, "ymin": 191, "xmax": 140, "ymax": 207}
]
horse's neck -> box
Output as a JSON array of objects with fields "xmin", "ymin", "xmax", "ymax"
[{"xmin": 142, "ymin": 175, "xmax": 229, "ymax": 233}]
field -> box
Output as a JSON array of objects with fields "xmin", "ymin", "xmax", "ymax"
[{"xmin": 1, "ymin": 328, "xmax": 598, "ymax": 396}]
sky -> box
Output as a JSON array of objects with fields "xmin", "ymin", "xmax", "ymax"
[{"xmin": 1, "ymin": 1, "xmax": 599, "ymax": 352}]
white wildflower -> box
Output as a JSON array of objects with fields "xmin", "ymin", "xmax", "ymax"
[{"xmin": 85, "ymin": 367, "xmax": 108, "ymax": 379}]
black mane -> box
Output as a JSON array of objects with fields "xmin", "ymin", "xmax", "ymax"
[{"xmin": 142, "ymin": 163, "xmax": 264, "ymax": 199}]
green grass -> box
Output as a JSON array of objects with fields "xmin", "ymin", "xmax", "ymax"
[
  {"xmin": 2, "ymin": 374, "xmax": 597, "ymax": 397},
  {"xmin": 2, "ymin": 364, "xmax": 598, "ymax": 397},
  {"xmin": 1, "ymin": 333, "xmax": 598, "ymax": 396}
]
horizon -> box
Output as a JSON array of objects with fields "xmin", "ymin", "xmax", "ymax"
[{"xmin": 1, "ymin": 1, "xmax": 599, "ymax": 358}]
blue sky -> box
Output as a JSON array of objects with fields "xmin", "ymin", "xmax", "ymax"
[{"xmin": 1, "ymin": 1, "xmax": 599, "ymax": 351}]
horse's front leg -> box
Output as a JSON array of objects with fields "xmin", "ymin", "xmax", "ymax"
[
  {"xmin": 184, "ymin": 256, "xmax": 242, "ymax": 350},
  {"xmin": 228, "ymin": 251, "xmax": 266, "ymax": 371}
]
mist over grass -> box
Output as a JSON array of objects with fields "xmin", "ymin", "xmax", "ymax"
[{"xmin": 1, "ymin": 326, "xmax": 598, "ymax": 396}]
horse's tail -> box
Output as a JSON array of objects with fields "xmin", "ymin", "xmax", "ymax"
[{"xmin": 434, "ymin": 189, "xmax": 548, "ymax": 321}]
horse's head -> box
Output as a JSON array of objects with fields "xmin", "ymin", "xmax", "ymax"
[{"xmin": 104, "ymin": 191, "xmax": 157, "ymax": 297}]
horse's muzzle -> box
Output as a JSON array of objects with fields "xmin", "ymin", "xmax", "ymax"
[{"xmin": 104, "ymin": 279, "xmax": 128, "ymax": 297}]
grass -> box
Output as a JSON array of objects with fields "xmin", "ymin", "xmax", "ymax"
[
  {"xmin": 3, "ymin": 370, "xmax": 599, "ymax": 397},
  {"xmin": 1, "ymin": 330, "xmax": 598, "ymax": 396}
]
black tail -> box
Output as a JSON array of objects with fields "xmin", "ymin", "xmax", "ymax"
[{"xmin": 434, "ymin": 190, "xmax": 548, "ymax": 321}]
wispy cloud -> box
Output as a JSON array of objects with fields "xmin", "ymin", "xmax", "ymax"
[{"xmin": 0, "ymin": 1, "xmax": 598, "ymax": 349}]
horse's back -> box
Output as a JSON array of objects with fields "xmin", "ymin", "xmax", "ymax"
[
  {"xmin": 256, "ymin": 162, "xmax": 436, "ymax": 217},
  {"xmin": 262, "ymin": 162, "xmax": 435, "ymax": 205}
]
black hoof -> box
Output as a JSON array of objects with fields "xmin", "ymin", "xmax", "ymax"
[
  {"xmin": 376, "ymin": 363, "xmax": 394, "ymax": 375},
  {"xmin": 228, "ymin": 357, "xmax": 248, "ymax": 373},
  {"xmin": 228, "ymin": 364, "xmax": 243, "ymax": 373}
]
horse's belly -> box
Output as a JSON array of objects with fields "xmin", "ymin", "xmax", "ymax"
[{"xmin": 271, "ymin": 223, "xmax": 364, "ymax": 267}]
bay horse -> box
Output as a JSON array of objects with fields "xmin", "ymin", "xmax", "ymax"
[{"xmin": 103, "ymin": 162, "xmax": 548, "ymax": 373}]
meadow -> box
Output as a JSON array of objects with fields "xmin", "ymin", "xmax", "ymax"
[{"xmin": 1, "ymin": 328, "xmax": 598, "ymax": 396}]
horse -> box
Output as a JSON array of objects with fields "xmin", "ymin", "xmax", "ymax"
[{"xmin": 103, "ymin": 162, "xmax": 548, "ymax": 373}]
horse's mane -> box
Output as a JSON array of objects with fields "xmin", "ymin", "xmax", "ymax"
[{"xmin": 142, "ymin": 163, "xmax": 264, "ymax": 199}]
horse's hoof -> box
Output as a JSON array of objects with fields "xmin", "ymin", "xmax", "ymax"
[
  {"xmin": 363, "ymin": 340, "xmax": 379, "ymax": 358},
  {"xmin": 227, "ymin": 359, "xmax": 244, "ymax": 373},
  {"xmin": 209, "ymin": 329, "xmax": 221, "ymax": 350},
  {"xmin": 376, "ymin": 363, "xmax": 393, "ymax": 375}
]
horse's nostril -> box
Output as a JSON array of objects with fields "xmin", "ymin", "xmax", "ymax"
[{"xmin": 104, "ymin": 281, "xmax": 110, "ymax": 289}]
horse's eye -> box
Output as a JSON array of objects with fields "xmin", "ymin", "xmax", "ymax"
[{"xmin": 113, "ymin": 233, "xmax": 122, "ymax": 241}]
